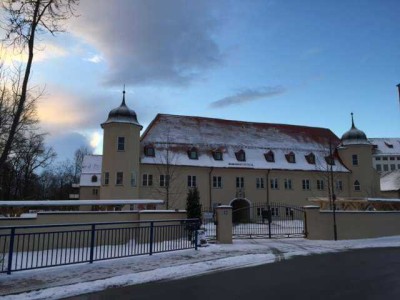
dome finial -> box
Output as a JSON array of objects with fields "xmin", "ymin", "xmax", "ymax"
[
  {"xmin": 122, "ymin": 85, "xmax": 126, "ymax": 106},
  {"xmin": 351, "ymin": 112, "xmax": 355, "ymax": 128}
]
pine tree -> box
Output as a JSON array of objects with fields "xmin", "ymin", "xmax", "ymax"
[{"xmin": 186, "ymin": 187, "xmax": 202, "ymax": 220}]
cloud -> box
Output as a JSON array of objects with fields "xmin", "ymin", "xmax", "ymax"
[
  {"xmin": 46, "ymin": 132, "xmax": 94, "ymax": 161},
  {"xmin": 85, "ymin": 54, "xmax": 104, "ymax": 64},
  {"xmin": 0, "ymin": 42, "xmax": 67, "ymax": 66},
  {"xmin": 210, "ymin": 86, "xmax": 287, "ymax": 108},
  {"xmin": 69, "ymin": 0, "xmax": 223, "ymax": 86}
]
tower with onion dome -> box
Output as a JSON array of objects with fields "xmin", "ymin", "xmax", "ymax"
[
  {"xmin": 337, "ymin": 113, "xmax": 380, "ymax": 197},
  {"xmin": 100, "ymin": 89, "xmax": 143, "ymax": 199}
]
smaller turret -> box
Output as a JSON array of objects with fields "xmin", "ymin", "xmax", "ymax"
[{"xmin": 341, "ymin": 113, "xmax": 370, "ymax": 146}]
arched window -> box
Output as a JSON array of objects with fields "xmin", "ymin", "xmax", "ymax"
[
  {"xmin": 264, "ymin": 150, "xmax": 275, "ymax": 162},
  {"xmin": 91, "ymin": 175, "xmax": 98, "ymax": 183},
  {"xmin": 235, "ymin": 149, "xmax": 246, "ymax": 162},
  {"xmin": 354, "ymin": 180, "xmax": 361, "ymax": 191},
  {"xmin": 305, "ymin": 153, "xmax": 315, "ymax": 164},
  {"xmin": 285, "ymin": 152, "xmax": 296, "ymax": 163},
  {"xmin": 188, "ymin": 147, "xmax": 198, "ymax": 160}
]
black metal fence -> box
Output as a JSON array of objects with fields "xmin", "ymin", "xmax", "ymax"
[
  {"xmin": 201, "ymin": 207, "xmax": 216, "ymax": 240},
  {"xmin": 232, "ymin": 202, "xmax": 306, "ymax": 238},
  {"xmin": 0, "ymin": 219, "xmax": 200, "ymax": 274}
]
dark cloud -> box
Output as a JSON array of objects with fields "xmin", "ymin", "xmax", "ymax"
[
  {"xmin": 46, "ymin": 132, "xmax": 93, "ymax": 161},
  {"xmin": 210, "ymin": 86, "xmax": 286, "ymax": 108},
  {"xmin": 71, "ymin": 0, "xmax": 223, "ymax": 86}
]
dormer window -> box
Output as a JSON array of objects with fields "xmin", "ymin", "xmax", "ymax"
[
  {"xmin": 264, "ymin": 150, "xmax": 275, "ymax": 162},
  {"xmin": 325, "ymin": 155, "xmax": 335, "ymax": 165},
  {"xmin": 91, "ymin": 175, "xmax": 98, "ymax": 183},
  {"xmin": 188, "ymin": 147, "xmax": 198, "ymax": 160},
  {"xmin": 235, "ymin": 149, "xmax": 246, "ymax": 162},
  {"xmin": 305, "ymin": 153, "xmax": 315, "ymax": 164},
  {"xmin": 285, "ymin": 152, "xmax": 296, "ymax": 163},
  {"xmin": 384, "ymin": 141, "xmax": 393, "ymax": 148},
  {"xmin": 144, "ymin": 145, "xmax": 155, "ymax": 157},
  {"xmin": 212, "ymin": 150, "xmax": 223, "ymax": 161}
]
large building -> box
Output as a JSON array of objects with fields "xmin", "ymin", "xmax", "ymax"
[
  {"xmin": 79, "ymin": 92, "xmax": 382, "ymax": 210},
  {"xmin": 369, "ymin": 138, "xmax": 400, "ymax": 172}
]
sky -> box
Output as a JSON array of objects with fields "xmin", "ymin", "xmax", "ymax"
[{"xmin": 2, "ymin": 0, "xmax": 400, "ymax": 160}]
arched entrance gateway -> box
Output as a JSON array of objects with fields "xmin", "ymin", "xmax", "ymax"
[{"xmin": 230, "ymin": 198, "xmax": 251, "ymax": 223}]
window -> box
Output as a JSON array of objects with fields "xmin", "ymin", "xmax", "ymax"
[
  {"xmin": 271, "ymin": 207, "xmax": 279, "ymax": 216},
  {"xmin": 104, "ymin": 172, "xmax": 109, "ymax": 185},
  {"xmin": 376, "ymin": 164, "xmax": 382, "ymax": 172},
  {"xmin": 212, "ymin": 176, "xmax": 222, "ymax": 188},
  {"xmin": 285, "ymin": 207, "xmax": 293, "ymax": 217},
  {"xmin": 212, "ymin": 150, "xmax": 223, "ymax": 161},
  {"xmin": 302, "ymin": 179, "xmax": 310, "ymax": 190},
  {"xmin": 264, "ymin": 150, "xmax": 275, "ymax": 162},
  {"xmin": 188, "ymin": 147, "xmax": 198, "ymax": 160},
  {"xmin": 130, "ymin": 172, "xmax": 137, "ymax": 187},
  {"xmin": 383, "ymin": 165, "xmax": 389, "ymax": 171},
  {"xmin": 285, "ymin": 152, "xmax": 296, "ymax": 163},
  {"xmin": 188, "ymin": 175, "xmax": 197, "ymax": 187},
  {"xmin": 284, "ymin": 178, "xmax": 293, "ymax": 190},
  {"xmin": 354, "ymin": 180, "xmax": 361, "ymax": 191},
  {"xmin": 116, "ymin": 172, "xmax": 123, "ymax": 185},
  {"xmin": 383, "ymin": 157, "xmax": 388, "ymax": 161},
  {"xmin": 236, "ymin": 177, "xmax": 244, "ymax": 188},
  {"xmin": 317, "ymin": 180, "xmax": 324, "ymax": 190},
  {"xmin": 325, "ymin": 155, "xmax": 335, "ymax": 165},
  {"xmin": 305, "ymin": 153, "xmax": 315, "ymax": 164},
  {"xmin": 91, "ymin": 175, "xmax": 98, "ymax": 183},
  {"xmin": 391, "ymin": 164, "xmax": 396, "ymax": 171},
  {"xmin": 92, "ymin": 188, "xmax": 98, "ymax": 196},
  {"xmin": 235, "ymin": 149, "xmax": 246, "ymax": 162},
  {"xmin": 375, "ymin": 157, "xmax": 381, "ymax": 161},
  {"xmin": 398, "ymin": 164, "xmax": 400, "ymax": 169},
  {"xmin": 385, "ymin": 142, "xmax": 393, "ymax": 148},
  {"xmin": 390, "ymin": 157, "xmax": 395, "ymax": 161},
  {"xmin": 352, "ymin": 154, "xmax": 358, "ymax": 166},
  {"xmin": 142, "ymin": 174, "xmax": 153, "ymax": 186},
  {"xmin": 160, "ymin": 174, "xmax": 170, "ymax": 187},
  {"xmin": 336, "ymin": 180, "xmax": 343, "ymax": 191},
  {"xmin": 397, "ymin": 157, "xmax": 400, "ymax": 160},
  {"xmin": 256, "ymin": 177, "xmax": 264, "ymax": 189},
  {"xmin": 144, "ymin": 145, "xmax": 155, "ymax": 157},
  {"xmin": 117, "ymin": 137, "xmax": 125, "ymax": 151},
  {"xmin": 270, "ymin": 178, "xmax": 279, "ymax": 189}
]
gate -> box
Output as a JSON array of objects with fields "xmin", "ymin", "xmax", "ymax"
[{"xmin": 232, "ymin": 202, "xmax": 306, "ymax": 238}]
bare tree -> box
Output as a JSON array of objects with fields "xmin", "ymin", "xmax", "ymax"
[
  {"xmin": 0, "ymin": 0, "xmax": 79, "ymax": 173},
  {"xmin": 73, "ymin": 145, "xmax": 92, "ymax": 182}
]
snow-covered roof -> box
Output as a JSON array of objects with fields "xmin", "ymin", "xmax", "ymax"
[
  {"xmin": 80, "ymin": 155, "xmax": 102, "ymax": 186},
  {"xmin": 369, "ymin": 138, "xmax": 400, "ymax": 156},
  {"xmin": 140, "ymin": 114, "xmax": 349, "ymax": 172},
  {"xmin": 0, "ymin": 200, "xmax": 164, "ymax": 207},
  {"xmin": 380, "ymin": 170, "xmax": 400, "ymax": 192},
  {"xmin": 82, "ymin": 155, "xmax": 102, "ymax": 174}
]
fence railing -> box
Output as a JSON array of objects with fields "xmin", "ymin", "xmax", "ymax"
[{"xmin": 0, "ymin": 219, "xmax": 200, "ymax": 274}]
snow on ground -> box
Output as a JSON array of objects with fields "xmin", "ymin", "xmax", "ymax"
[{"xmin": 1, "ymin": 236, "xmax": 400, "ymax": 300}]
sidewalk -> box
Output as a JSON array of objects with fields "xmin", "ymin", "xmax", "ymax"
[{"xmin": 1, "ymin": 236, "xmax": 399, "ymax": 300}]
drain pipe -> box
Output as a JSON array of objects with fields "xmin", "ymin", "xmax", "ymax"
[{"xmin": 208, "ymin": 167, "xmax": 214, "ymax": 209}]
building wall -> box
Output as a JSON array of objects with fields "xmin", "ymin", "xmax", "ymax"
[
  {"xmin": 101, "ymin": 123, "xmax": 141, "ymax": 199},
  {"xmin": 138, "ymin": 164, "xmax": 353, "ymax": 209},
  {"xmin": 305, "ymin": 206, "xmax": 400, "ymax": 240},
  {"xmin": 338, "ymin": 144, "xmax": 381, "ymax": 197},
  {"xmin": 80, "ymin": 186, "xmax": 100, "ymax": 200}
]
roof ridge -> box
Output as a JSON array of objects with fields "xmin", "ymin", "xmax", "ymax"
[{"xmin": 155, "ymin": 113, "xmax": 333, "ymax": 131}]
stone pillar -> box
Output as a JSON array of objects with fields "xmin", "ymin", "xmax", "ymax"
[{"xmin": 216, "ymin": 205, "xmax": 232, "ymax": 244}]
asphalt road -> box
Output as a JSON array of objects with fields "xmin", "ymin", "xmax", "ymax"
[{"xmin": 66, "ymin": 247, "xmax": 400, "ymax": 300}]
